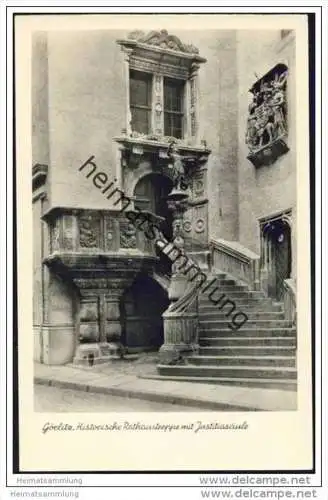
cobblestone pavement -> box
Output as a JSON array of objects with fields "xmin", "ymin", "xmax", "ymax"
[{"xmin": 34, "ymin": 384, "xmax": 200, "ymax": 412}]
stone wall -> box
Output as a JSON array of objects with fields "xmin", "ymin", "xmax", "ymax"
[
  {"xmin": 46, "ymin": 30, "xmax": 126, "ymax": 209},
  {"xmin": 33, "ymin": 196, "xmax": 42, "ymax": 361},
  {"xmin": 236, "ymin": 30, "xmax": 296, "ymax": 274},
  {"xmin": 173, "ymin": 30, "xmax": 239, "ymax": 242},
  {"xmin": 32, "ymin": 32, "xmax": 49, "ymax": 169}
]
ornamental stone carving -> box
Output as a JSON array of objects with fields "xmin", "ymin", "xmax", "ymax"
[
  {"xmin": 80, "ymin": 300, "xmax": 98, "ymax": 321},
  {"xmin": 126, "ymin": 29, "xmax": 200, "ymax": 54},
  {"xmin": 193, "ymin": 173, "xmax": 205, "ymax": 198},
  {"xmin": 62, "ymin": 215, "xmax": 74, "ymax": 251},
  {"xmin": 120, "ymin": 220, "xmax": 137, "ymax": 249},
  {"xmin": 51, "ymin": 220, "xmax": 61, "ymax": 252},
  {"xmin": 78, "ymin": 212, "xmax": 100, "ymax": 248},
  {"xmin": 129, "ymin": 56, "xmax": 190, "ymax": 80},
  {"xmin": 246, "ymin": 63, "xmax": 289, "ymax": 167},
  {"xmin": 154, "ymin": 74, "xmax": 163, "ymax": 135},
  {"xmin": 104, "ymin": 215, "xmax": 115, "ymax": 250},
  {"xmin": 182, "ymin": 220, "xmax": 192, "ymax": 233},
  {"xmin": 194, "ymin": 218, "xmax": 205, "ymax": 233}
]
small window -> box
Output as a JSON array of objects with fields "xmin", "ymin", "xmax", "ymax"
[
  {"xmin": 163, "ymin": 77, "xmax": 185, "ymax": 139},
  {"xmin": 129, "ymin": 70, "xmax": 152, "ymax": 134}
]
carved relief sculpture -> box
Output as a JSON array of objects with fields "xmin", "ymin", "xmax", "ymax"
[
  {"xmin": 246, "ymin": 64, "xmax": 289, "ymax": 167},
  {"xmin": 51, "ymin": 219, "xmax": 61, "ymax": 252},
  {"xmin": 78, "ymin": 212, "xmax": 100, "ymax": 248},
  {"xmin": 62, "ymin": 215, "xmax": 74, "ymax": 251},
  {"xmin": 120, "ymin": 221, "xmax": 137, "ymax": 249},
  {"xmin": 154, "ymin": 74, "xmax": 163, "ymax": 136},
  {"xmin": 127, "ymin": 29, "xmax": 200, "ymax": 54},
  {"xmin": 104, "ymin": 215, "xmax": 115, "ymax": 251}
]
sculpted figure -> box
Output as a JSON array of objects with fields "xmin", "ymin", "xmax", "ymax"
[
  {"xmin": 248, "ymin": 90, "xmax": 260, "ymax": 115},
  {"xmin": 167, "ymin": 142, "xmax": 189, "ymax": 191},
  {"xmin": 245, "ymin": 117, "xmax": 260, "ymax": 151},
  {"xmin": 120, "ymin": 222, "xmax": 137, "ymax": 249},
  {"xmin": 271, "ymin": 72, "xmax": 288, "ymax": 136},
  {"xmin": 79, "ymin": 216, "xmax": 97, "ymax": 247}
]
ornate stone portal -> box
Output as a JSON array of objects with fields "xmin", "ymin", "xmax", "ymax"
[
  {"xmin": 42, "ymin": 208, "xmax": 159, "ymax": 365},
  {"xmin": 246, "ymin": 63, "xmax": 289, "ymax": 167},
  {"xmin": 113, "ymin": 30, "xmax": 211, "ymax": 365}
]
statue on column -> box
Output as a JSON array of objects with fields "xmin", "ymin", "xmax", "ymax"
[{"xmin": 167, "ymin": 141, "xmax": 189, "ymax": 191}]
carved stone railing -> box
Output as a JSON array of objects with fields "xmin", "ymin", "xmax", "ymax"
[
  {"xmin": 282, "ymin": 278, "xmax": 297, "ymax": 325},
  {"xmin": 167, "ymin": 278, "xmax": 199, "ymax": 314},
  {"xmin": 42, "ymin": 207, "xmax": 158, "ymax": 258},
  {"xmin": 209, "ymin": 238, "xmax": 260, "ymax": 290}
]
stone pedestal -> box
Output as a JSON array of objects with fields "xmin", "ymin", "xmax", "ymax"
[{"xmin": 158, "ymin": 312, "xmax": 198, "ymax": 365}]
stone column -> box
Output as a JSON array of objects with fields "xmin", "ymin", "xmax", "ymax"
[
  {"xmin": 166, "ymin": 197, "xmax": 190, "ymax": 302},
  {"xmin": 72, "ymin": 287, "xmax": 104, "ymax": 367},
  {"xmin": 260, "ymin": 228, "xmax": 269, "ymax": 295},
  {"xmin": 189, "ymin": 62, "xmax": 200, "ymax": 144},
  {"xmin": 152, "ymin": 73, "xmax": 164, "ymax": 136},
  {"xmin": 158, "ymin": 192, "xmax": 199, "ymax": 365},
  {"xmin": 121, "ymin": 47, "xmax": 134, "ymax": 135},
  {"xmin": 103, "ymin": 288, "xmax": 125, "ymax": 359}
]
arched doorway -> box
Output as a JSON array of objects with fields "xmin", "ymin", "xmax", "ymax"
[
  {"xmin": 133, "ymin": 173, "xmax": 173, "ymax": 274},
  {"xmin": 261, "ymin": 216, "xmax": 292, "ymax": 301},
  {"xmin": 120, "ymin": 274, "xmax": 169, "ymax": 351}
]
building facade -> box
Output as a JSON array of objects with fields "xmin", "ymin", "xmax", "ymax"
[{"xmin": 32, "ymin": 28, "xmax": 297, "ymax": 386}]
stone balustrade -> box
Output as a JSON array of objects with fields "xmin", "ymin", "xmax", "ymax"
[
  {"xmin": 42, "ymin": 207, "xmax": 157, "ymax": 257},
  {"xmin": 282, "ymin": 278, "xmax": 297, "ymax": 325},
  {"xmin": 209, "ymin": 238, "xmax": 260, "ymax": 290}
]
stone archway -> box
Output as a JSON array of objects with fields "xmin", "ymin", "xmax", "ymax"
[
  {"xmin": 120, "ymin": 273, "xmax": 170, "ymax": 352},
  {"xmin": 133, "ymin": 172, "xmax": 174, "ymax": 275},
  {"xmin": 260, "ymin": 214, "xmax": 292, "ymax": 301},
  {"xmin": 133, "ymin": 172, "xmax": 173, "ymax": 237}
]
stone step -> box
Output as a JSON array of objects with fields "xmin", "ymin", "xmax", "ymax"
[
  {"xmin": 204, "ymin": 279, "xmax": 240, "ymax": 286},
  {"xmin": 199, "ymin": 291, "xmax": 265, "ymax": 300},
  {"xmin": 188, "ymin": 355, "xmax": 296, "ymax": 368},
  {"xmin": 198, "ymin": 299, "xmax": 280, "ymax": 308},
  {"xmin": 199, "ymin": 336, "xmax": 296, "ymax": 347},
  {"xmin": 157, "ymin": 364, "xmax": 297, "ymax": 380},
  {"xmin": 199, "ymin": 320, "xmax": 293, "ymax": 329},
  {"xmin": 200, "ymin": 285, "xmax": 249, "ymax": 292},
  {"xmin": 149, "ymin": 375, "xmax": 297, "ymax": 391},
  {"xmin": 208, "ymin": 273, "xmax": 227, "ymax": 280},
  {"xmin": 199, "ymin": 312, "xmax": 285, "ymax": 320},
  {"xmin": 199, "ymin": 328, "xmax": 296, "ymax": 338},
  {"xmin": 198, "ymin": 346, "xmax": 296, "ymax": 356}
]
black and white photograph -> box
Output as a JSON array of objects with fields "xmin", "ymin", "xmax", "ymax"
[
  {"xmin": 32, "ymin": 23, "xmax": 300, "ymax": 414},
  {"xmin": 5, "ymin": 8, "xmax": 322, "ymax": 478}
]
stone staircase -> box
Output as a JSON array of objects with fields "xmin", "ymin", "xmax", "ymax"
[{"xmin": 157, "ymin": 273, "xmax": 297, "ymax": 390}]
